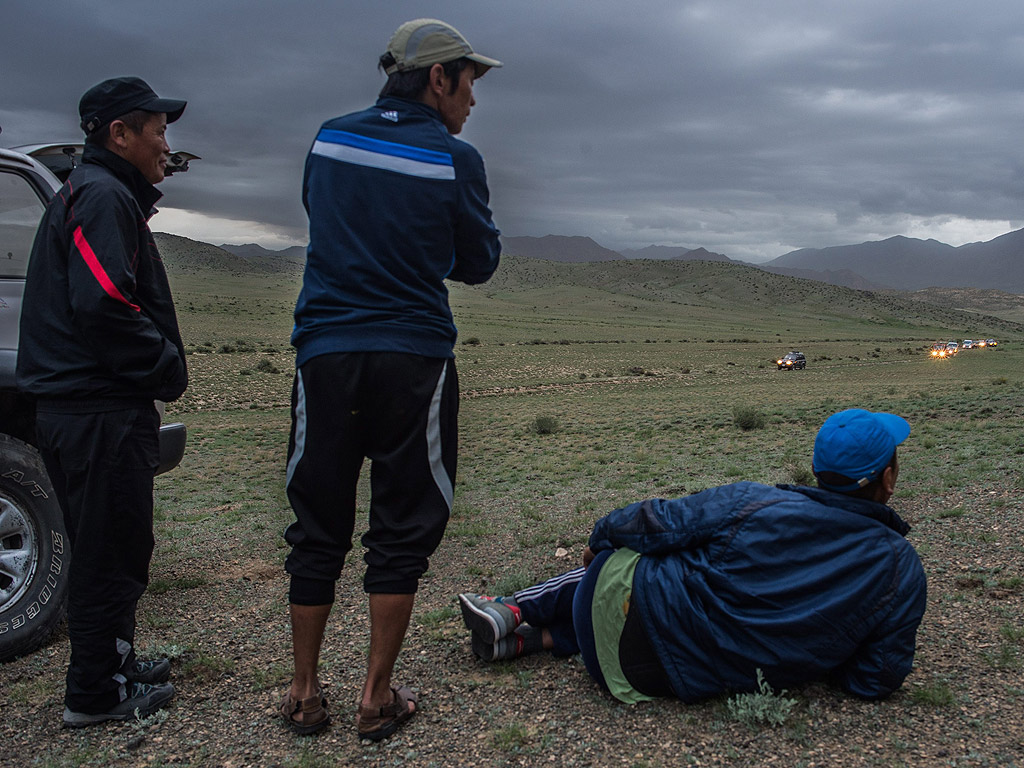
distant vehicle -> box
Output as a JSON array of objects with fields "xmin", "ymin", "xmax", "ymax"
[
  {"xmin": 930, "ymin": 342, "xmax": 949, "ymax": 358},
  {"xmin": 975, "ymin": 339, "xmax": 986, "ymax": 348},
  {"xmin": 777, "ymin": 351, "xmax": 806, "ymax": 370},
  {"xmin": 985, "ymin": 338, "xmax": 998, "ymax": 347},
  {"xmin": 945, "ymin": 341, "xmax": 959, "ymax": 356},
  {"xmin": 962, "ymin": 339, "xmax": 974, "ymax": 349}
]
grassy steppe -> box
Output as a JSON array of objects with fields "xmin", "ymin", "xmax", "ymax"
[{"xmin": 3, "ymin": 255, "xmax": 1022, "ymax": 767}]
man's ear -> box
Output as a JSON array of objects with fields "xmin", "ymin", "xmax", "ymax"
[
  {"xmin": 107, "ymin": 120, "xmax": 130, "ymax": 150},
  {"xmin": 427, "ymin": 63, "xmax": 447, "ymax": 97},
  {"xmin": 878, "ymin": 463, "xmax": 898, "ymax": 503}
]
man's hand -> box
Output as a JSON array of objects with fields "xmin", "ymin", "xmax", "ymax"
[{"xmin": 582, "ymin": 547, "xmax": 595, "ymax": 569}]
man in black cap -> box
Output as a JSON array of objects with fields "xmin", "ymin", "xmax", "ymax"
[
  {"xmin": 17, "ymin": 76, "xmax": 189, "ymax": 726},
  {"xmin": 281, "ymin": 19, "xmax": 501, "ymax": 740}
]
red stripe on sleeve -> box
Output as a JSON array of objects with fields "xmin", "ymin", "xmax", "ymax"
[{"xmin": 72, "ymin": 226, "xmax": 141, "ymax": 312}]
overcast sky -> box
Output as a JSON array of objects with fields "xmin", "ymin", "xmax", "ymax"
[{"xmin": 4, "ymin": 0, "xmax": 1024, "ymax": 262}]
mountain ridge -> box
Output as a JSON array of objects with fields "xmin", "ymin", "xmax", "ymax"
[{"xmin": 153, "ymin": 234, "xmax": 1024, "ymax": 331}]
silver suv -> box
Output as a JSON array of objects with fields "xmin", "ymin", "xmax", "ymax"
[{"xmin": 0, "ymin": 143, "xmax": 186, "ymax": 661}]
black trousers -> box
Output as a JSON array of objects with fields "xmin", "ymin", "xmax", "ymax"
[
  {"xmin": 36, "ymin": 406, "xmax": 159, "ymax": 714},
  {"xmin": 284, "ymin": 352, "xmax": 458, "ymax": 600}
]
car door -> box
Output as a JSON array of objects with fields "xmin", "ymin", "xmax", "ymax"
[{"xmin": 0, "ymin": 157, "xmax": 58, "ymax": 387}]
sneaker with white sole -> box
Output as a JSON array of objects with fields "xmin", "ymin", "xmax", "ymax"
[
  {"xmin": 472, "ymin": 631, "xmax": 526, "ymax": 661},
  {"xmin": 458, "ymin": 593, "xmax": 522, "ymax": 643},
  {"xmin": 63, "ymin": 681, "xmax": 175, "ymax": 728}
]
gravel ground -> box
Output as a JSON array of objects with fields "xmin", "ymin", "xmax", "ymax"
[{"xmin": 1, "ymin": 479, "xmax": 1022, "ymax": 768}]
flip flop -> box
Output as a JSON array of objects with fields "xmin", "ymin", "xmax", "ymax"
[{"xmin": 355, "ymin": 685, "xmax": 417, "ymax": 741}]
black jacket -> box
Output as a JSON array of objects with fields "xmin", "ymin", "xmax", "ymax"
[{"xmin": 16, "ymin": 145, "xmax": 187, "ymax": 407}]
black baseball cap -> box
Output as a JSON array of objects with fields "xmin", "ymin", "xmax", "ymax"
[{"xmin": 79, "ymin": 77, "xmax": 186, "ymax": 135}]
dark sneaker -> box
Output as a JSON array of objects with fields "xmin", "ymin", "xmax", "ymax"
[
  {"xmin": 471, "ymin": 631, "xmax": 525, "ymax": 662},
  {"xmin": 63, "ymin": 682, "xmax": 175, "ymax": 728},
  {"xmin": 458, "ymin": 593, "xmax": 522, "ymax": 643},
  {"xmin": 128, "ymin": 658, "xmax": 171, "ymax": 684}
]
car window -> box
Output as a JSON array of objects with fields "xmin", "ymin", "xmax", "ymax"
[{"xmin": 0, "ymin": 170, "xmax": 46, "ymax": 279}]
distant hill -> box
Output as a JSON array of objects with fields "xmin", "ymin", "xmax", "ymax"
[
  {"xmin": 756, "ymin": 265, "xmax": 888, "ymax": 291},
  {"xmin": 676, "ymin": 247, "xmax": 731, "ymax": 263},
  {"xmin": 219, "ymin": 242, "xmax": 306, "ymax": 273},
  {"xmin": 501, "ymin": 226, "xmax": 1024, "ymax": 293},
  {"xmin": 155, "ymin": 231, "xmax": 1024, "ymax": 338},
  {"xmin": 500, "ymin": 235, "xmax": 622, "ymax": 262},
  {"xmin": 767, "ymin": 230, "xmax": 1024, "ymax": 292},
  {"xmin": 471, "ymin": 255, "xmax": 1024, "ymax": 336},
  {"xmin": 155, "ymin": 233, "xmax": 257, "ymax": 274},
  {"xmin": 618, "ymin": 245, "xmax": 696, "ymax": 260},
  {"xmin": 155, "ymin": 234, "xmax": 309, "ymax": 276},
  {"xmin": 618, "ymin": 245, "xmax": 731, "ymax": 262},
  {"xmin": 889, "ymin": 286, "xmax": 1024, "ymax": 325}
]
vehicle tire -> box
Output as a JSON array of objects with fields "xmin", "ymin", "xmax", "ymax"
[{"xmin": 0, "ymin": 434, "xmax": 68, "ymax": 662}]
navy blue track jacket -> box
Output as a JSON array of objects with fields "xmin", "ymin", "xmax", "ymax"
[
  {"xmin": 293, "ymin": 96, "xmax": 501, "ymax": 365},
  {"xmin": 588, "ymin": 482, "xmax": 927, "ymax": 701},
  {"xmin": 17, "ymin": 145, "xmax": 187, "ymax": 406}
]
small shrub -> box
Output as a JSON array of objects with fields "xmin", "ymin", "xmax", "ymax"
[
  {"xmin": 183, "ymin": 652, "xmax": 235, "ymax": 682},
  {"xmin": 788, "ymin": 463, "xmax": 815, "ymax": 485},
  {"xmin": 254, "ymin": 358, "xmax": 280, "ymax": 374},
  {"xmin": 910, "ymin": 680, "xmax": 954, "ymax": 707},
  {"xmin": 491, "ymin": 569, "xmax": 536, "ymax": 596},
  {"xmin": 493, "ymin": 722, "xmax": 531, "ymax": 751},
  {"xmin": 992, "ymin": 377, "xmax": 1008, "ymax": 385},
  {"xmin": 726, "ymin": 669, "xmax": 798, "ymax": 727},
  {"xmin": 462, "ymin": 337, "xmax": 481, "ymax": 346},
  {"xmin": 142, "ymin": 642, "xmax": 185, "ymax": 660},
  {"xmin": 732, "ymin": 406, "xmax": 766, "ymax": 431},
  {"xmin": 533, "ymin": 415, "xmax": 559, "ymax": 435}
]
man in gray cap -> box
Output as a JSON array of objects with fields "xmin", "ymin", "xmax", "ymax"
[
  {"xmin": 281, "ymin": 19, "xmax": 501, "ymax": 739},
  {"xmin": 18, "ymin": 77, "xmax": 188, "ymax": 726}
]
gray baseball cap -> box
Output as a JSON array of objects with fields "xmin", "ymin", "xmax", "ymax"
[{"xmin": 385, "ymin": 19, "xmax": 502, "ymax": 78}]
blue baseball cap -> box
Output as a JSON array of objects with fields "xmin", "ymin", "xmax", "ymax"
[{"xmin": 813, "ymin": 409, "xmax": 910, "ymax": 492}]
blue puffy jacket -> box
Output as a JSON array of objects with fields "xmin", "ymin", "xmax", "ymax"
[{"xmin": 588, "ymin": 482, "xmax": 926, "ymax": 701}]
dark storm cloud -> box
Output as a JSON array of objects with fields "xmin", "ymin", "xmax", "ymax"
[{"xmin": 4, "ymin": 0, "xmax": 1023, "ymax": 259}]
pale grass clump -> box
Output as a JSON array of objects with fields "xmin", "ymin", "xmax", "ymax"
[{"xmin": 726, "ymin": 669, "xmax": 798, "ymax": 727}]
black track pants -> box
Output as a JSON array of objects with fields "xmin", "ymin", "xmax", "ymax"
[
  {"xmin": 284, "ymin": 352, "xmax": 458, "ymax": 599},
  {"xmin": 36, "ymin": 406, "xmax": 159, "ymax": 714}
]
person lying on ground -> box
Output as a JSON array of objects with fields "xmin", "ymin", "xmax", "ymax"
[{"xmin": 458, "ymin": 409, "xmax": 927, "ymax": 703}]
